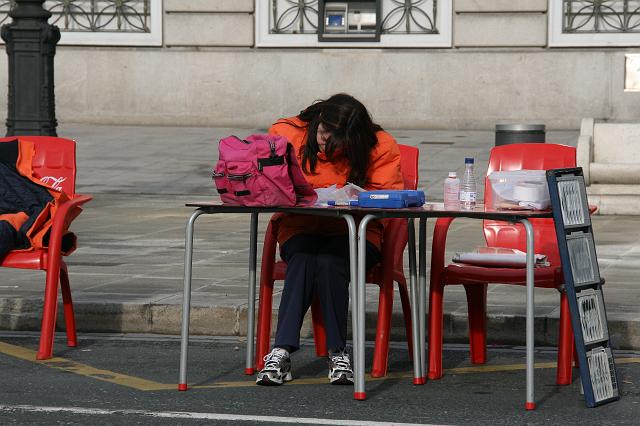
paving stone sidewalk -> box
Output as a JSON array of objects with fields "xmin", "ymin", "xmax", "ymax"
[{"xmin": 1, "ymin": 124, "xmax": 638, "ymax": 350}]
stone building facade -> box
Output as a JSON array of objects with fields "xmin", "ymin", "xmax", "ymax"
[{"xmin": 0, "ymin": 0, "xmax": 638, "ymax": 129}]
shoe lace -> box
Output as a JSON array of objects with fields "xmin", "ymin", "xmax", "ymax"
[
  {"xmin": 263, "ymin": 350, "xmax": 287, "ymax": 369},
  {"xmin": 330, "ymin": 352, "xmax": 351, "ymax": 371}
]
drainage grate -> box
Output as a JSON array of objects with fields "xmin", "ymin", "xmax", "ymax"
[
  {"xmin": 566, "ymin": 232, "xmax": 600, "ymax": 287},
  {"xmin": 577, "ymin": 289, "xmax": 607, "ymax": 344},
  {"xmin": 587, "ymin": 347, "xmax": 618, "ymax": 403},
  {"xmin": 558, "ymin": 178, "xmax": 588, "ymax": 227}
]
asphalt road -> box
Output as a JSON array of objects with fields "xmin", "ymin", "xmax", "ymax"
[{"xmin": 0, "ymin": 332, "xmax": 638, "ymax": 425}]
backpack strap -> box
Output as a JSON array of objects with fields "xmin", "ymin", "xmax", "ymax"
[{"xmin": 257, "ymin": 155, "xmax": 285, "ymax": 171}]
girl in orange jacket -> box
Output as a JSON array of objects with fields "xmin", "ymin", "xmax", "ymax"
[{"xmin": 256, "ymin": 94, "xmax": 403, "ymax": 386}]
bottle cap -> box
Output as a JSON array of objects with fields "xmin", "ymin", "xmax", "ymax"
[
  {"xmin": 465, "ymin": 157, "xmax": 474, "ymax": 164},
  {"xmin": 448, "ymin": 171, "xmax": 457, "ymax": 178}
]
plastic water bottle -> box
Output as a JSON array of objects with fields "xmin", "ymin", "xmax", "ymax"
[
  {"xmin": 443, "ymin": 171, "xmax": 460, "ymax": 209},
  {"xmin": 459, "ymin": 157, "xmax": 477, "ymax": 210}
]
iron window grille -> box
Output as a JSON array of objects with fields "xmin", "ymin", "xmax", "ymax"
[
  {"xmin": 257, "ymin": 0, "xmax": 452, "ymax": 47},
  {"xmin": 550, "ymin": 1, "xmax": 640, "ymax": 46},
  {"xmin": 0, "ymin": 0, "xmax": 162, "ymax": 46}
]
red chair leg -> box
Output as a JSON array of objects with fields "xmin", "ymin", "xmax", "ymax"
[
  {"xmin": 428, "ymin": 280, "xmax": 445, "ymax": 380},
  {"xmin": 556, "ymin": 291, "xmax": 574, "ymax": 385},
  {"xmin": 255, "ymin": 219, "xmax": 282, "ymax": 373},
  {"xmin": 397, "ymin": 278, "xmax": 413, "ymax": 361},
  {"xmin": 465, "ymin": 284, "xmax": 488, "ymax": 365},
  {"xmin": 311, "ymin": 297, "xmax": 328, "ymax": 357},
  {"xmin": 371, "ymin": 280, "xmax": 394, "ymax": 378},
  {"xmin": 255, "ymin": 277, "xmax": 275, "ymax": 372},
  {"xmin": 37, "ymin": 261, "xmax": 62, "ymax": 360},
  {"xmin": 59, "ymin": 264, "xmax": 77, "ymax": 347}
]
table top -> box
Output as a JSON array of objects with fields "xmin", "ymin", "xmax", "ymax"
[{"xmin": 186, "ymin": 201, "xmax": 553, "ymax": 222}]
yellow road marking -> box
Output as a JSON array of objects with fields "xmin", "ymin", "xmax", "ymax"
[
  {"xmin": 0, "ymin": 341, "xmax": 173, "ymax": 391},
  {"xmin": 1, "ymin": 340, "xmax": 638, "ymax": 392},
  {"xmin": 446, "ymin": 361, "xmax": 557, "ymax": 374}
]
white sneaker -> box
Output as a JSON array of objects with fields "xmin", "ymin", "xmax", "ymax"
[
  {"xmin": 256, "ymin": 348, "xmax": 292, "ymax": 386},
  {"xmin": 328, "ymin": 350, "xmax": 354, "ymax": 385}
]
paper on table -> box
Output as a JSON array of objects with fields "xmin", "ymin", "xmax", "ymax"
[
  {"xmin": 453, "ymin": 247, "xmax": 549, "ymax": 268},
  {"xmin": 314, "ymin": 182, "xmax": 365, "ymax": 206}
]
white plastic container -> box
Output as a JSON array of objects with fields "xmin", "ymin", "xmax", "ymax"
[
  {"xmin": 487, "ymin": 170, "xmax": 549, "ymax": 210},
  {"xmin": 444, "ymin": 171, "xmax": 460, "ymax": 209}
]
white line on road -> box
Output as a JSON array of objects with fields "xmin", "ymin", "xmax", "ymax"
[{"xmin": 0, "ymin": 404, "xmax": 448, "ymax": 426}]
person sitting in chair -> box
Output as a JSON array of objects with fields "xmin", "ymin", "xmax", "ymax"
[{"xmin": 256, "ymin": 93, "xmax": 403, "ymax": 386}]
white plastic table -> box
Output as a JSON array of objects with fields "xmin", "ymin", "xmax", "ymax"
[
  {"xmin": 351, "ymin": 203, "xmax": 552, "ymax": 410},
  {"xmin": 177, "ymin": 201, "xmax": 552, "ymax": 410},
  {"xmin": 177, "ymin": 203, "xmax": 359, "ymax": 388}
]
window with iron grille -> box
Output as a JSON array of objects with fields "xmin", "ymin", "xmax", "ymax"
[
  {"xmin": 256, "ymin": 0, "xmax": 452, "ymax": 47},
  {"xmin": 0, "ymin": 0, "xmax": 162, "ymax": 46},
  {"xmin": 550, "ymin": 1, "xmax": 640, "ymax": 46}
]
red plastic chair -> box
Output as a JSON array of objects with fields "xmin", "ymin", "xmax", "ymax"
[
  {"xmin": 0, "ymin": 136, "xmax": 92, "ymax": 360},
  {"xmin": 428, "ymin": 143, "xmax": 576, "ymax": 385},
  {"xmin": 254, "ymin": 144, "xmax": 418, "ymax": 378}
]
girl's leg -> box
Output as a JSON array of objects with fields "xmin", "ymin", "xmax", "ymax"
[
  {"xmin": 273, "ymin": 234, "xmax": 319, "ymax": 352},
  {"xmin": 315, "ymin": 236, "xmax": 381, "ymax": 350}
]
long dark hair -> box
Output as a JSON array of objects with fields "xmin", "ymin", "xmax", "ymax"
[{"xmin": 280, "ymin": 93, "xmax": 382, "ymax": 187}]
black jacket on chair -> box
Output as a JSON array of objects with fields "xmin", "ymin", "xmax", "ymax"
[{"xmin": 0, "ymin": 139, "xmax": 53, "ymax": 260}]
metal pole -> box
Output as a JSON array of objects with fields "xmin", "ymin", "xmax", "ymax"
[
  {"xmin": 178, "ymin": 209, "xmax": 205, "ymax": 391},
  {"xmin": 1, "ymin": 0, "xmax": 59, "ymax": 136},
  {"xmin": 354, "ymin": 214, "xmax": 377, "ymax": 401},
  {"xmin": 342, "ymin": 215, "xmax": 358, "ymax": 396},
  {"xmin": 407, "ymin": 218, "xmax": 422, "ymax": 383},
  {"xmin": 418, "ymin": 217, "xmax": 427, "ymax": 381},
  {"xmin": 245, "ymin": 213, "xmax": 259, "ymax": 374},
  {"xmin": 521, "ymin": 219, "xmax": 536, "ymax": 410}
]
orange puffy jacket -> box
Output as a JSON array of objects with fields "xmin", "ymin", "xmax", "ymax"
[{"xmin": 269, "ymin": 117, "xmax": 403, "ymax": 250}]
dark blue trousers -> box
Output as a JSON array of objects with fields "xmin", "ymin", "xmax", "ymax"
[{"xmin": 274, "ymin": 234, "xmax": 381, "ymax": 352}]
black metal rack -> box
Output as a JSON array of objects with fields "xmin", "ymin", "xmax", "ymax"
[{"xmin": 547, "ymin": 167, "xmax": 619, "ymax": 407}]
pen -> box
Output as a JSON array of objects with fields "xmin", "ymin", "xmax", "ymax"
[{"xmin": 327, "ymin": 200, "xmax": 359, "ymax": 206}]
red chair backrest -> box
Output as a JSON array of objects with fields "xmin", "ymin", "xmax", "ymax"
[
  {"xmin": 265, "ymin": 143, "xmax": 419, "ymax": 260},
  {"xmin": 484, "ymin": 143, "xmax": 576, "ymax": 266},
  {"xmin": 387, "ymin": 144, "xmax": 419, "ymax": 267},
  {"xmin": 398, "ymin": 144, "xmax": 419, "ymax": 191},
  {"xmin": 0, "ymin": 136, "xmax": 77, "ymax": 196},
  {"xmin": 262, "ymin": 144, "xmax": 419, "ymax": 268}
]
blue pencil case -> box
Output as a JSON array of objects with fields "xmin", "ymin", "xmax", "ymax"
[{"xmin": 358, "ymin": 190, "xmax": 426, "ymax": 208}]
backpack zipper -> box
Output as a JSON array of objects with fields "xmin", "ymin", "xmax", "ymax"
[{"xmin": 228, "ymin": 173, "xmax": 253, "ymax": 182}]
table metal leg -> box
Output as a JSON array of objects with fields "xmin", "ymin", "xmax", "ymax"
[
  {"xmin": 418, "ymin": 217, "xmax": 427, "ymax": 383},
  {"xmin": 407, "ymin": 218, "xmax": 422, "ymax": 384},
  {"xmin": 341, "ymin": 215, "xmax": 359, "ymax": 398},
  {"xmin": 521, "ymin": 218, "xmax": 536, "ymax": 410},
  {"xmin": 179, "ymin": 209, "xmax": 205, "ymax": 391},
  {"xmin": 245, "ymin": 212, "xmax": 259, "ymax": 375},
  {"xmin": 355, "ymin": 214, "xmax": 377, "ymax": 400}
]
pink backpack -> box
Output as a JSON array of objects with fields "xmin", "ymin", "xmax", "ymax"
[{"xmin": 213, "ymin": 134, "xmax": 317, "ymax": 207}]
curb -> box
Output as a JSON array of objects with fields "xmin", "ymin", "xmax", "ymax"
[{"xmin": 2, "ymin": 298, "xmax": 639, "ymax": 350}]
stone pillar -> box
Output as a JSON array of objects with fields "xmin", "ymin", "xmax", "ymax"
[{"xmin": 1, "ymin": 0, "xmax": 60, "ymax": 136}]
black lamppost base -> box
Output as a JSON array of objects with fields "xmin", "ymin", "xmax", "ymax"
[{"xmin": 1, "ymin": 0, "xmax": 60, "ymax": 136}]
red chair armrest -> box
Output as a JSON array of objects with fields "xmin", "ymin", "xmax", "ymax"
[{"xmin": 47, "ymin": 194, "xmax": 93, "ymax": 259}]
